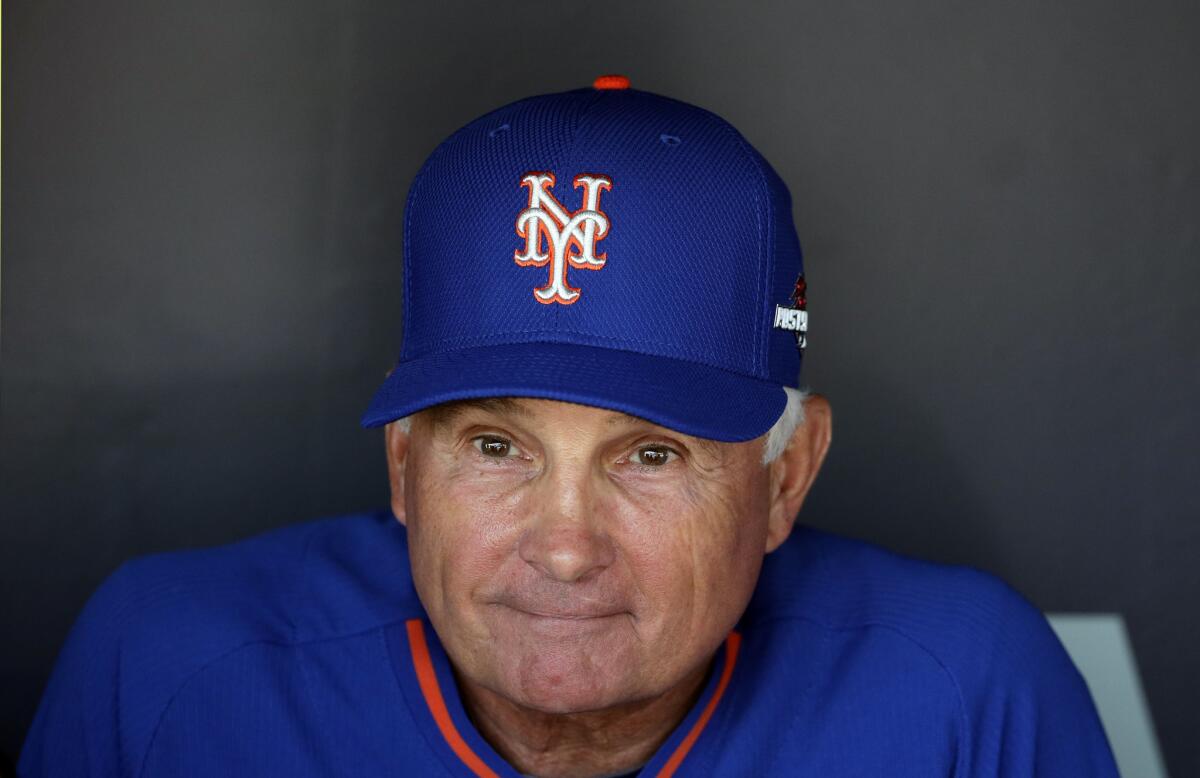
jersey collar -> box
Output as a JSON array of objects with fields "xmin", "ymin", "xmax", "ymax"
[{"xmin": 387, "ymin": 617, "xmax": 741, "ymax": 777}]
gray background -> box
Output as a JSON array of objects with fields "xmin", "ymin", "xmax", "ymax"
[{"xmin": 3, "ymin": 0, "xmax": 1197, "ymax": 773}]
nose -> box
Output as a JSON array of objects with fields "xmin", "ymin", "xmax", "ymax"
[{"xmin": 518, "ymin": 468, "xmax": 615, "ymax": 583}]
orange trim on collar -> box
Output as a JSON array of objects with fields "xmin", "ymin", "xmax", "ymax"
[
  {"xmin": 406, "ymin": 618, "xmax": 742, "ymax": 778},
  {"xmin": 658, "ymin": 632, "xmax": 742, "ymax": 777},
  {"xmin": 407, "ymin": 619, "xmax": 500, "ymax": 778}
]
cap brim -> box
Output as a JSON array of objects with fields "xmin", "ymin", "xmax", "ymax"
[{"xmin": 361, "ymin": 342, "xmax": 787, "ymax": 442}]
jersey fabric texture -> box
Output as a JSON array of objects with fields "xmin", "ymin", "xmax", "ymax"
[{"xmin": 19, "ymin": 511, "xmax": 1119, "ymax": 777}]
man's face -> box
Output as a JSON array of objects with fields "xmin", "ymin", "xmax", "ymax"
[{"xmin": 391, "ymin": 397, "xmax": 785, "ymax": 715}]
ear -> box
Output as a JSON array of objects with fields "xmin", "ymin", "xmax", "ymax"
[
  {"xmin": 384, "ymin": 420, "xmax": 412, "ymax": 526},
  {"xmin": 764, "ymin": 394, "xmax": 832, "ymax": 553}
]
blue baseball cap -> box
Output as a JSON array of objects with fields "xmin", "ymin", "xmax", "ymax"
[{"xmin": 362, "ymin": 75, "xmax": 808, "ymax": 442}]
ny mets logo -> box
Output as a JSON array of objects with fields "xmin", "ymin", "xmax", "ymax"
[{"xmin": 514, "ymin": 172, "xmax": 613, "ymax": 304}]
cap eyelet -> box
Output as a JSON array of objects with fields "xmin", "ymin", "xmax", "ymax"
[
  {"xmin": 488, "ymin": 123, "xmax": 511, "ymax": 138},
  {"xmin": 659, "ymin": 133, "xmax": 681, "ymax": 146}
]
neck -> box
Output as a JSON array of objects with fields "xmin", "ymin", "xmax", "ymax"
[{"xmin": 455, "ymin": 661, "xmax": 712, "ymax": 778}]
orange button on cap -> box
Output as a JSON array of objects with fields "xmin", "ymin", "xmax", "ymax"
[{"xmin": 593, "ymin": 74, "xmax": 631, "ymax": 90}]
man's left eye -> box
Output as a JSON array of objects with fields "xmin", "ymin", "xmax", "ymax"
[{"xmin": 631, "ymin": 445, "xmax": 677, "ymax": 467}]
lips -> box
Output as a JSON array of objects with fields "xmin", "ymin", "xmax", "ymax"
[
  {"xmin": 490, "ymin": 596, "xmax": 628, "ymax": 621},
  {"xmin": 509, "ymin": 606, "xmax": 622, "ymax": 620}
]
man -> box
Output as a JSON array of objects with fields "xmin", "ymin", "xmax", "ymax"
[{"xmin": 19, "ymin": 76, "xmax": 1118, "ymax": 776}]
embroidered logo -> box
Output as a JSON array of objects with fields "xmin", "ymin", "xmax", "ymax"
[
  {"xmin": 514, "ymin": 172, "xmax": 612, "ymax": 304},
  {"xmin": 773, "ymin": 275, "xmax": 808, "ymax": 349}
]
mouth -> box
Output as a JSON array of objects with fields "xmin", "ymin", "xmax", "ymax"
[
  {"xmin": 483, "ymin": 602, "xmax": 635, "ymax": 643},
  {"xmin": 514, "ymin": 608, "xmax": 622, "ymax": 621},
  {"xmin": 492, "ymin": 601, "xmax": 628, "ymax": 622}
]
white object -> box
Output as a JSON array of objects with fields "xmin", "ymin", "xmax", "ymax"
[{"xmin": 1047, "ymin": 613, "xmax": 1168, "ymax": 778}]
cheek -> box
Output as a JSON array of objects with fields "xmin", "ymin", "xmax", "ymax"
[
  {"xmin": 405, "ymin": 455, "xmax": 527, "ymax": 631},
  {"xmin": 613, "ymin": 465, "xmax": 770, "ymax": 640}
]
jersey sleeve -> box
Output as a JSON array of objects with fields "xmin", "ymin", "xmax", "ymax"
[
  {"xmin": 955, "ymin": 575, "xmax": 1120, "ymax": 777},
  {"xmin": 19, "ymin": 562, "xmax": 141, "ymax": 777}
]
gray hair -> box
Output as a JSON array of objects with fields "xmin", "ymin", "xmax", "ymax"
[
  {"xmin": 390, "ymin": 386, "xmax": 809, "ymax": 467},
  {"xmin": 762, "ymin": 386, "xmax": 809, "ymax": 465}
]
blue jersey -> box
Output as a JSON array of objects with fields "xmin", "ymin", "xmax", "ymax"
[{"xmin": 19, "ymin": 511, "xmax": 1118, "ymax": 776}]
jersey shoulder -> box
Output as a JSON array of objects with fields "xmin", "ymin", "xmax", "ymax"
[
  {"xmin": 744, "ymin": 526, "xmax": 1117, "ymax": 776},
  {"xmin": 97, "ymin": 509, "xmax": 419, "ymax": 649},
  {"xmin": 751, "ymin": 525, "xmax": 1061, "ymax": 665},
  {"xmin": 20, "ymin": 510, "xmax": 419, "ymax": 775}
]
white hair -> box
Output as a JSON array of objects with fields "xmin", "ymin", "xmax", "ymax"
[
  {"xmin": 762, "ymin": 386, "xmax": 809, "ymax": 465},
  {"xmin": 390, "ymin": 386, "xmax": 809, "ymax": 467}
]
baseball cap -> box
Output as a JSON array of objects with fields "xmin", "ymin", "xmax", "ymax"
[{"xmin": 362, "ymin": 75, "xmax": 808, "ymax": 442}]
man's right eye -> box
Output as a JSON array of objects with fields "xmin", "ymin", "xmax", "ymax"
[{"xmin": 472, "ymin": 435, "xmax": 514, "ymax": 458}]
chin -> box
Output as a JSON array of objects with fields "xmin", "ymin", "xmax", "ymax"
[
  {"xmin": 500, "ymin": 645, "xmax": 640, "ymax": 714},
  {"xmin": 508, "ymin": 676, "xmax": 628, "ymax": 715},
  {"xmin": 474, "ymin": 607, "xmax": 649, "ymax": 713}
]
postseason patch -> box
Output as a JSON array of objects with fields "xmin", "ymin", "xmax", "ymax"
[{"xmin": 773, "ymin": 275, "xmax": 808, "ymax": 349}]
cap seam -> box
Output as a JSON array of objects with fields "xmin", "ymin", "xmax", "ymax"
[
  {"xmin": 711, "ymin": 120, "xmax": 772, "ymax": 379},
  {"xmin": 553, "ymin": 89, "xmax": 607, "ymax": 335},
  {"xmin": 400, "ymin": 94, "xmax": 562, "ymax": 361},
  {"xmin": 400, "ymin": 143, "xmax": 451, "ymax": 362}
]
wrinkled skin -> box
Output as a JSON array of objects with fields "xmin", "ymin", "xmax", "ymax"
[{"xmin": 386, "ymin": 396, "xmax": 831, "ymax": 777}]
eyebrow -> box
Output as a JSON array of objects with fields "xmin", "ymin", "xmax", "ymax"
[
  {"xmin": 423, "ymin": 397, "xmax": 531, "ymax": 428},
  {"xmin": 605, "ymin": 410, "xmax": 723, "ymax": 458}
]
